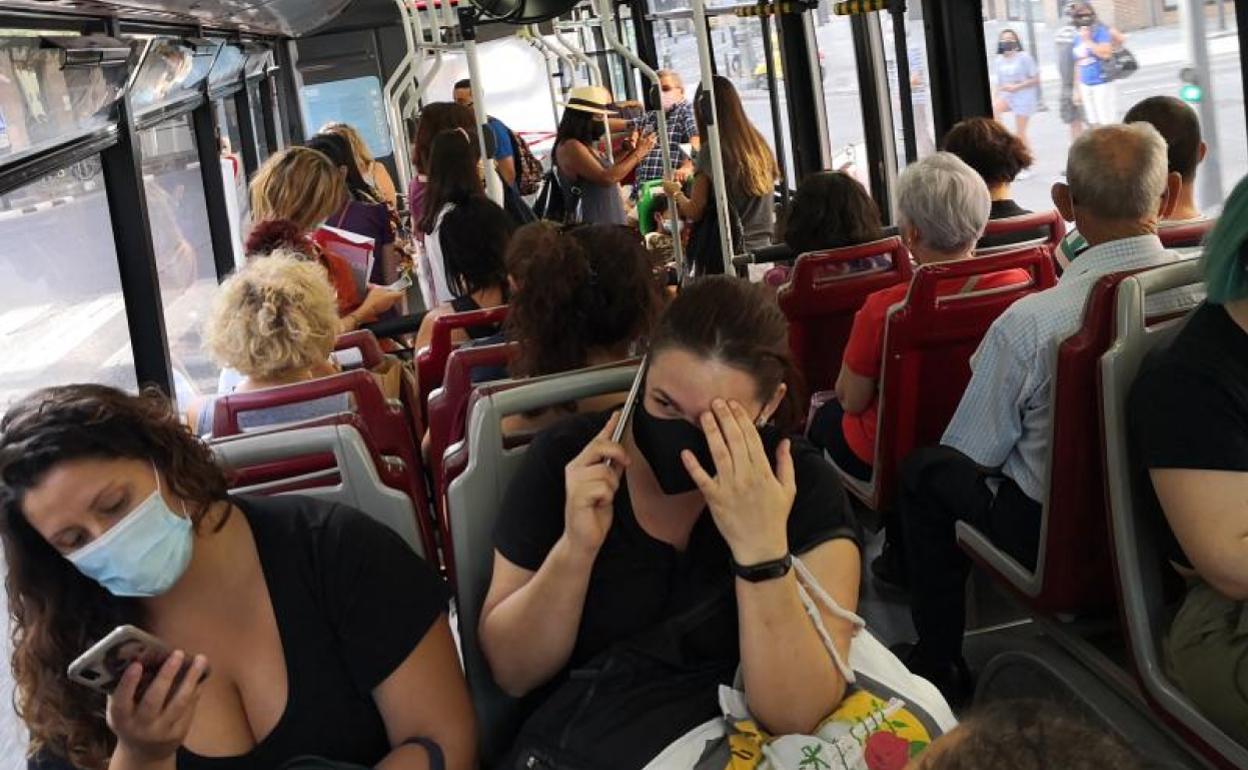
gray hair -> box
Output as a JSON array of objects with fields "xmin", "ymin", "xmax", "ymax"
[
  {"xmin": 896, "ymin": 152, "xmax": 992, "ymax": 253},
  {"xmin": 1066, "ymin": 123, "xmax": 1169, "ymax": 221},
  {"xmin": 657, "ymin": 69, "xmax": 683, "ymax": 88}
]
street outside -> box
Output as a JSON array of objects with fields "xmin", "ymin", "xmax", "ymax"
[{"xmin": 657, "ymin": 12, "xmax": 1243, "ymax": 212}]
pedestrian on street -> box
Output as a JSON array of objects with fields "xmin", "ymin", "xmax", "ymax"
[
  {"xmin": 993, "ymin": 28, "xmax": 1040, "ymax": 157},
  {"xmin": 1070, "ymin": 1, "xmax": 1127, "ymax": 126}
]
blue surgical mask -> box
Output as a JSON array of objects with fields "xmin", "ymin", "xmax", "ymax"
[{"xmin": 66, "ymin": 464, "xmax": 194, "ymax": 597}]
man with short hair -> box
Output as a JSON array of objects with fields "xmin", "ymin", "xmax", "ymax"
[
  {"xmin": 452, "ymin": 78, "xmax": 517, "ymax": 187},
  {"xmin": 893, "ymin": 123, "xmax": 1199, "ymax": 703},
  {"xmin": 1058, "ymin": 95, "xmax": 1208, "ymax": 268},
  {"xmin": 631, "ymin": 69, "xmax": 699, "ymax": 188}
]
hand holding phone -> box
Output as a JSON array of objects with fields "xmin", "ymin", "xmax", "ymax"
[
  {"xmin": 68, "ymin": 625, "xmax": 208, "ymax": 696},
  {"xmin": 386, "ymin": 273, "xmax": 413, "ymax": 292},
  {"xmin": 108, "ymin": 649, "xmax": 211, "ymax": 765}
]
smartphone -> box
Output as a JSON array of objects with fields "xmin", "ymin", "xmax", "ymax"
[
  {"xmin": 67, "ymin": 625, "xmax": 205, "ymax": 697},
  {"xmin": 607, "ymin": 356, "xmax": 649, "ymax": 465},
  {"xmin": 385, "ymin": 273, "xmax": 413, "ymax": 292}
]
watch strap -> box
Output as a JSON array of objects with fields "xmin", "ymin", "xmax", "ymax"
[{"xmin": 731, "ymin": 553, "xmax": 792, "ymax": 583}]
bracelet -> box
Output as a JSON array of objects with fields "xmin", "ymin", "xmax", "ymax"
[
  {"xmin": 731, "ymin": 553, "xmax": 792, "ymax": 583},
  {"xmin": 401, "ymin": 737, "xmax": 445, "ymax": 770}
]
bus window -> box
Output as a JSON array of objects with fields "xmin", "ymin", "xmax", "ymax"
[
  {"xmin": 248, "ymin": 79, "xmax": 271, "ymax": 163},
  {"xmin": 136, "ymin": 114, "xmax": 219, "ymax": 406},
  {"xmin": 300, "ymin": 75, "xmax": 392, "ymax": 159},
  {"xmin": 980, "ymin": 0, "xmax": 1244, "ymax": 214},
  {"xmin": 0, "ymin": 155, "xmax": 138, "ymax": 410},
  {"xmin": 882, "ymin": 10, "xmax": 938, "ymax": 165},
  {"xmin": 815, "ymin": 10, "xmax": 870, "ymax": 184}
]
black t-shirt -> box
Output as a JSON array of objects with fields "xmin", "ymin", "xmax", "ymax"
[
  {"xmin": 1129, "ymin": 302, "xmax": 1248, "ymax": 568},
  {"xmin": 494, "ymin": 411, "xmax": 861, "ymax": 673},
  {"xmin": 975, "ymin": 199, "xmax": 1050, "ymax": 250}
]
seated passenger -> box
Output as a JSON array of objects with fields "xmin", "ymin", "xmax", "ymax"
[
  {"xmin": 305, "ymin": 132, "xmax": 399, "ymax": 286},
  {"xmin": 911, "ymin": 700, "xmax": 1143, "ymax": 770},
  {"xmin": 1129, "ymin": 175, "xmax": 1248, "ymax": 746},
  {"xmin": 777, "ymin": 170, "xmax": 886, "ymax": 274},
  {"xmin": 480, "ymin": 277, "xmax": 862, "ymax": 760},
  {"xmin": 409, "ymin": 102, "xmax": 477, "ymax": 239},
  {"xmin": 187, "ymin": 253, "xmax": 347, "ymax": 437},
  {"xmin": 0, "ymin": 386, "xmax": 475, "ymax": 769},
  {"xmin": 941, "ymin": 117, "xmax": 1049, "ymax": 250},
  {"xmin": 809, "ymin": 153, "xmax": 1028, "ymax": 482},
  {"xmin": 893, "ymin": 123, "xmax": 1196, "ymax": 703},
  {"xmin": 413, "ymin": 194, "xmax": 514, "ymax": 352},
  {"xmin": 1059, "ymin": 95, "xmax": 1209, "ymax": 268},
  {"xmin": 321, "ymin": 121, "xmax": 399, "ymax": 210},
  {"xmin": 501, "ymin": 222, "xmax": 662, "ymax": 434},
  {"xmin": 248, "ymin": 147, "xmax": 403, "ymax": 332}
]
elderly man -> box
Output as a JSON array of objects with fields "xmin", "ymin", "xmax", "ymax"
[
  {"xmin": 892, "ymin": 123, "xmax": 1197, "ymax": 703},
  {"xmin": 811, "ymin": 153, "xmax": 1028, "ymax": 483},
  {"xmin": 631, "ymin": 69, "xmax": 699, "ymax": 188}
]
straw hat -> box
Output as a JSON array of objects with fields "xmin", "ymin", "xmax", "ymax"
[{"xmin": 561, "ymin": 85, "xmax": 616, "ymax": 116}]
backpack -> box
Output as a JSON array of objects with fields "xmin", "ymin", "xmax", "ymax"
[{"xmin": 507, "ymin": 126, "xmax": 545, "ymax": 196}]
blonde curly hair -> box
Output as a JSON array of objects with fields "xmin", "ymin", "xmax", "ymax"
[{"xmin": 205, "ymin": 251, "xmax": 339, "ymax": 380}]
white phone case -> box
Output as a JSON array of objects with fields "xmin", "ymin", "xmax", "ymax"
[{"xmin": 67, "ymin": 624, "xmax": 173, "ymax": 695}]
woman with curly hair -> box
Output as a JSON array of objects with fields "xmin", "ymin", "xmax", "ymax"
[
  {"xmin": 0, "ymin": 385, "xmax": 475, "ymax": 770},
  {"xmin": 185, "ymin": 252, "xmax": 347, "ymax": 436}
]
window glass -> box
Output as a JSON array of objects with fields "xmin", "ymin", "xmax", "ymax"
[
  {"xmin": 0, "ymin": 38, "xmax": 128, "ymax": 162},
  {"xmin": 300, "ymin": 75, "xmax": 392, "ymax": 157},
  {"xmin": 136, "ymin": 114, "xmax": 219, "ymax": 405},
  {"xmin": 216, "ymin": 98, "xmax": 248, "ymax": 264},
  {"xmin": 248, "ymin": 79, "xmax": 270, "ymax": 163},
  {"xmin": 130, "ymin": 39, "xmax": 210, "ymax": 114},
  {"xmin": 208, "ymin": 43, "xmax": 246, "ymax": 91},
  {"xmin": 816, "ymin": 8, "xmax": 871, "ymax": 185},
  {"xmin": 979, "ymin": 0, "xmax": 1245, "ymax": 214},
  {"xmin": 0, "ymin": 154, "xmax": 138, "ymax": 410},
  {"xmin": 882, "ymin": 10, "xmax": 937, "ymax": 166}
]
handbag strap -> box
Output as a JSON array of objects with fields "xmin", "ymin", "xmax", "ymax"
[{"xmin": 792, "ymin": 555, "xmax": 866, "ymax": 684}]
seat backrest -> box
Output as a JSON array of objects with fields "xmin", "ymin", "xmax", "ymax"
[
  {"xmin": 426, "ymin": 342, "xmax": 516, "ymax": 554},
  {"xmin": 777, "ymin": 237, "xmax": 912, "ymax": 393},
  {"xmin": 333, "ymin": 330, "xmax": 385, "ymax": 369},
  {"xmin": 1101, "ymin": 262, "xmax": 1247, "ymax": 769},
  {"xmin": 211, "ymin": 370, "xmax": 438, "ymax": 560},
  {"xmin": 976, "ymin": 210, "xmax": 1066, "ymax": 256},
  {"xmin": 1158, "ymin": 218, "xmax": 1215, "ymax": 250},
  {"xmin": 869, "ymin": 246, "xmax": 1057, "ymax": 512},
  {"xmin": 415, "ymin": 305, "xmax": 509, "ymax": 412},
  {"xmin": 211, "ymin": 419, "xmax": 425, "ymax": 557},
  {"xmin": 446, "ymin": 365, "xmax": 640, "ymax": 764}
]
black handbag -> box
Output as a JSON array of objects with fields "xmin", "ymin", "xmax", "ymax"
[
  {"xmin": 504, "ymin": 587, "xmax": 735, "ymax": 770},
  {"xmin": 532, "ymin": 168, "xmax": 582, "ymax": 225},
  {"xmin": 685, "ymin": 196, "xmax": 744, "ymax": 277},
  {"xmin": 1103, "ymin": 47, "xmax": 1139, "ymax": 81}
]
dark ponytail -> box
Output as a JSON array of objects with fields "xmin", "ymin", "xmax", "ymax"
[
  {"xmin": 649, "ymin": 275, "xmax": 805, "ymax": 433},
  {"xmin": 505, "ymin": 223, "xmax": 661, "ymax": 378}
]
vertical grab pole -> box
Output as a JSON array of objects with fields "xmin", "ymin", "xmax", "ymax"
[
  {"xmin": 595, "ymin": 0, "xmax": 683, "ymax": 271},
  {"xmin": 525, "ymin": 26, "xmax": 564, "ymax": 131},
  {"xmin": 460, "ymin": 7, "xmax": 504, "ymax": 204},
  {"xmin": 553, "ymin": 15, "xmax": 613, "ymax": 164},
  {"xmin": 689, "ymin": 0, "xmax": 734, "ymax": 274}
]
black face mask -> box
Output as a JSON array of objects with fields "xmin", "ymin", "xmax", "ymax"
[
  {"xmin": 590, "ymin": 121, "xmax": 607, "ymax": 140},
  {"xmin": 1074, "ymin": 15, "xmax": 1094, "ymax": 26},
  {"xmin": 631, "ymin": 401, "xmax": 783, "ymax": 495},
  {"xmin": 998, "ymin": 41, "xmax": 1020, "ymax": 54}
]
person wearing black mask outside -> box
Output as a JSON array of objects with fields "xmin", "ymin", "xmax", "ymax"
[{"xmin": 480, "ymin": 276, "xmax": 863, "ymax": 765}]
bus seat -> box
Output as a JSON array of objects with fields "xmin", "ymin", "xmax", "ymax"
[
  {"xmin": 211, "ymin": 370, "xmax": 439, "ymax": 560},
  {"xmin": 976, "ymin": 210, "xmax": 1066, "ymax": 257},
  {"xmin": 1100, "ymin": 263, "xmax": 1247, "ymax": 769},
  {"xmin": 1158, "ymin": 218, "xmax": 1215, "ymax": 250},
  {"xmin": 446, "ymin": 365, "xmax": 640, "ymax": 763},
  {"xmin": 333, "ymin": 330, "xmax": 385, "ymax": 369},
  {"xmin": 836, "ymin": 246, "xmax": 1056, "ymax": 512},
  {"xmin": 211, "ymin": 419, "xmax": 425, "ymax": 557},
  {"xmin": 956, "ymin": 262, "xmax": 1200, "ymax": 616},
  {"xmin": 427, "ymin": 342, "xmax": 517, "ymax": 546},
  {"xmin": 415, "ymin": 305, "xmax": 509, "ymax": 418},
  {"xmin": 778, "ymin": 236, "xmax": 913, "ymax": 394}
]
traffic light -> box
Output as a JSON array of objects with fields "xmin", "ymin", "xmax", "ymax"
[{"xmin": 1179, "ymin": 66, "xmax": 1204, "ymax": 103}]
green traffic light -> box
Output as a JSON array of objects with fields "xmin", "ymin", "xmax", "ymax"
[{"xmin": 1180, "ymin": 84, "xmax": 1203, "ymax": 103}]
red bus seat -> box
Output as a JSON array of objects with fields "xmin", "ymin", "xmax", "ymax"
[
  {"xmin": 954, "ymin": 265, "xmax": 1188, "ymax": 615},
  {"xmin": 415, "ymin": 305, "xmax": 508, "ymax": 418},
  {"xmin": 1158, "ymin": 218, "xmax": 1215, "ymax": 249},
  {"xmin": 210, "ymin": 370, "xmax": 439, "ymax": 560},
  {"xmin": 977, "ymin": 210, "xmax": 1065, "ymax": 256},
  {"xmin": 778, "ymin": 237, "xmax": 912, "ymax": 394},
  {"xmin": 334, "ymin": 331, "xmax": 426, "ymax": 443},
  {"xmin": 210, "ymin": 415, "xmax": 427, "ymax": 558},
  {"xmin": 1100, "ymin": 261, "xmax": 1244, "ymax": 769},
  {"xmin": 832, "ymin": 246, "xmax": 1057, "ymax": 513},
  {"xmin": 427, "ymin": 342, "xmax": 517, "ymax": 549}
]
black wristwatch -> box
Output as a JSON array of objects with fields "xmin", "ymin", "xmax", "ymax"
[{"xmin": 731, "ymin": 553, "xmax": 793, "ymax": 583}]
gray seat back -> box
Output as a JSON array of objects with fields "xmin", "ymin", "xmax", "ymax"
[
  {"xmin": 1101, "ymin": 262, "xmax": 1248, "ymax": 766},
  {"xmin": 211, "ymin": 423, "xmax": 423, "ymax": 557},
  {"xmin": 447, "ymin": 364, "xmax": 640, "ymax": 762}
]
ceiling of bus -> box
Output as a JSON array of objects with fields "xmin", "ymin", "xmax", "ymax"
[{"xmin": 1, "ymin": 0, "xmax": 358, "ymax": 36}]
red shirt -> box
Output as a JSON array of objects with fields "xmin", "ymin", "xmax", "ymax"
[{"xmin": 839, "ymin": 268, "xmax": 1031, "ymax": 465}]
